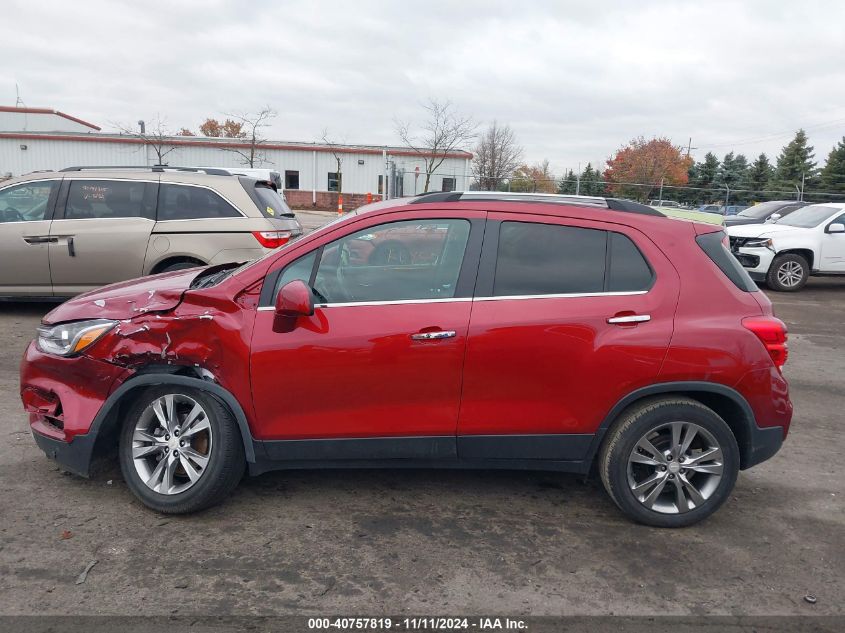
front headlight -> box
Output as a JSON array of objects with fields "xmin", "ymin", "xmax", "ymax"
[
  {"xmin": 37, "ymin": 319, "xmax": 118, "ymax": 356},
  {"xmin": 744, "ymin": 238, "xmax": 773, "ymax": 248}
]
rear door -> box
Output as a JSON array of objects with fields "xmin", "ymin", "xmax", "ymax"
[
  {"xmin": 0, "ymin": 179, "xmax": 59, "ymax": 296},
  {"xmin": 457, "ymin": 213, "xmax": 680, "ymax": 461},
  {"xmin": 49, "ymin": 178, "xmax": 158, "ymax": 295}
]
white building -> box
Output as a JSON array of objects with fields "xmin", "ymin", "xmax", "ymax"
[{"xmin": 0, "ymin": 106, "xmax": 473, "ymax": 210}]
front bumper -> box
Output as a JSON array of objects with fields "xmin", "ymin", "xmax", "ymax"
[
  {"xmin": 30, "ymin": 427, "xmax": 98, "ymax": 477},
  {"xmin": 734, "ymin": 246, "xmax": 775, "ymax": 279},
  {"xmin": 21, "ymin": 340, "xmax": 131, "ymax": 475}
]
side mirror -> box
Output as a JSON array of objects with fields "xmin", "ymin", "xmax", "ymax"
[
  {"xmin": 828, "ymin": 223, "xmax": 845, "ymax": 234},
  {"xmin": 275, "ymin": 279, "xmax": 314, "ymax": 319},
  {"xmin": 768, "ymin": 213, "xmax": 781, "ymax": 222}
]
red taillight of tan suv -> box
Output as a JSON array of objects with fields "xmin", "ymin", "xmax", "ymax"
[
  {"xmin": 252, "ymin": 230, "xmax": 292, "ymax": 249},
  {"xmin": 743, "ymin": 316, "xmax": 788, "ymax": 371}
]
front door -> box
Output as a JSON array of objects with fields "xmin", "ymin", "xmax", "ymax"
[
  {"xmin": 0, "ymin": 179, "xmax": 58, "ymax": 296},
  {"xmin": 457, "ymin": 214, "xmax": 679, "ymax": 461},
  {"xmin": 249, "ymin": 213, "xmax": 483, "ymax": 460},
  {"xmin": 49, "ymin": 178, "xmax": 157, "ymax": 295},
  {"xmin": 821, "ymin": 212, "xmax": 845, "ymax": 272}
]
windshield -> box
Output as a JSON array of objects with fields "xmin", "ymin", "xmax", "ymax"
[
  {"xmin": 737, "ymin": 201, "xmax": 786, "ymax": 219},
  {"xmin": 776, "ymin": 205, "xmax": 837, "ymax": 228}
]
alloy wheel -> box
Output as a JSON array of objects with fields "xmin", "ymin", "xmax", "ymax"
[
  {"xmin": 626, "ymin": 421, "xmax": 724, "ymax": 514},
  {"xmin": 131, "ymin": 394, "xmax": 213, "ymax": 495},
  {"xmin": 776, "ymin": 260, "xmax": 804, "ymax": 288}
]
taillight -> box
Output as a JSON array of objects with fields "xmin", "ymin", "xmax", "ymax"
[
  {"xmin": 742, "ymin": 316, "xmax": 788, "ymax": 371},
  {"xmin": 252, "ymin": 230, "xmax": 291, "ymax": 249}
]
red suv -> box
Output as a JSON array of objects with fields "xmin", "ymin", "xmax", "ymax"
[{"xmin": 20, "ymin": 192, "xmax": 792, "ymax": 527}]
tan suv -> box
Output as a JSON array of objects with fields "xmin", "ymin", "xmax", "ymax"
[{"xmin": 0, "ymin": 166, "xmax": 302, "ymax": 297}]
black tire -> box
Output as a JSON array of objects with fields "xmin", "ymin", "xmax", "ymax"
[
  {"xmin": 119, "ymin": 386, "xmax": 245, "ymax": 514},
  {"xmin": 158, "ymin": 261, "xmax": 203, "ymax": 273},
  {"xmin": 766, "ymin": 253, "xmax": 809, "ymax": 292},
  {"xmin": 599, "ymin": 397, "xmax": 739, "ymax": 528}
]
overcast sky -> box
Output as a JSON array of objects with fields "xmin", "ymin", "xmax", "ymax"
[{"xmin": 3, "ymin": 0, "xmax": 844, "ymax": 175}]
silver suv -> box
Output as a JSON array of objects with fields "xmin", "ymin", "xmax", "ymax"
[{"xmin": 0, "ymin": 166, "xmax": 302, "ymax": 297}]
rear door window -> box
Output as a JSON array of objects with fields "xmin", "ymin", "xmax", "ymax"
[
  {"xmin": 157, "ymin": 183, "xmax": 241, "ymax": 220},
  {"xmin": 494, "ymin": 222, "xmax": 607, "ymax": 295},
  {"xmin": 64, "ymin": 180, "xmax": 155, "ymax": 219},
  {"xmin": 607, "ymin": 232, "xmax": 654, "ymax": 291}
]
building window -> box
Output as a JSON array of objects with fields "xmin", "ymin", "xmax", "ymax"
[
  {"xmin": 378, "ymin": 175, "xmax": 383, "ymax": 195},
  {"xmin": 285, "ymin": 170, "xmax": 300, "ymax": 190},
  {"xmin": 328, "ymin": 172, "xmax": 340, "ymax": 192},
  {"xmin": 442, "ymin": 177, "xmax": 456, "ymax": 192}
]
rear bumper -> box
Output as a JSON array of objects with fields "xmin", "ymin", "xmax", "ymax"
[{"xmin": 744, "ymin": 424, "xmax": 784, "ymax": 469}]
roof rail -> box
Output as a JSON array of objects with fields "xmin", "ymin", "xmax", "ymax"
[
  {"xmin": 409, "ymin": 191, "xmax": 664, "ymax": 216},
  {"xmin": 59, "ymin": 166, "xmax": 235, "ymax": 176}
]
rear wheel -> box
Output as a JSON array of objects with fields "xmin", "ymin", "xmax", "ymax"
[
  {"xmin": 599, "ymin": 397, "xmax": 739, "ymax": 527},
  {"xmin": 766, "ymin": 253, "xmax": 808, "ymax": 292},
  {"xmin": 119, "ymin": 386, "xmax": 245, "ymax": 513}
]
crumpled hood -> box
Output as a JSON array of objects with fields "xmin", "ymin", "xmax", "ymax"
[
  {"xmin": 726, "ymin": 223, "xmax": 810, "ymax": 239},
  {"xmin": 43, "ymin": 267, "xmax": 208, "ymax": 325}
]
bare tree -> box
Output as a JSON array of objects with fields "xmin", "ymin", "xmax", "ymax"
[
  {"xmin": 221, "ymin": 107, "xmax": 277, "ymax": 167},
  {"xmin": 472, "ymin": 121, "xmax": 522, "ymax": 190},
  {"xmin": 114, "ymin": 115, "xmax": 179, "ymax": 165},
  {"xmin": 395, "ymin": 99, "xmax": 476, "ymax": 193},
  {"xmin": 321, "ymin": 129, "xmax": 345, "ymax": 201}
]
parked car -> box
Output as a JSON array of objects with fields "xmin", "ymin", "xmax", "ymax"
[
  {"xmin": 727, "ymin": 203, "xmax": 845, "ymax": 291},
  {"xmin": 22, "ymin": 191, "xmax": 792, "ymax": 527},
  {"xmin": 0, "ymin": 166, "xmax": 302, "ymax": 298},
  {"xmin": 202, "ymin": 167, "xmax": 284, "ymax": 197},
  {"xmin": 698, "ymin": 204, "xmax": 724, "ymax": 214},
  {"xmin": 721, "ymin": 205, "xmax": 749, "ymax": 216},
  {"xmin": 652, "ymin": 204, "xmax": 725, "ymax": 226},
  {"xmin": 724, "ymin": 200, "xmax": 807, "ymax": 227}
]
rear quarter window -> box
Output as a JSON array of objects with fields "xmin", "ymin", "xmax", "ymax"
[
  {"xmin": 608, "ymin": 232, "xmax": 654, "ymax": 291},
  {"xmin": 696, "ymin": 231, "xmax": 758, "ymax": 292},
  {"xmin": 253, "ymin": 184, "xmax": 294, "ymax": 218}
]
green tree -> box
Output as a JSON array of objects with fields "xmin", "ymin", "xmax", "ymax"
[
  {"xmin": 557, "ymin": 169, "xmax": 577, "ymax": 194},
  {"xmin": 774, "ymin": 129, "xmax": 817, "ymax": 193},
  {"xmin": 747, "ymin": 153, "xmax": 775, "ymax": 201},
  {"xmin": 720, "ymin": 152, "xmax": 750, "ymax": 203},
  {"xmin": 689, "ymin": 152, "xmax": 720, "ymax": 205},
  {"xmin": 819, "ymin": 137, "xmax": 845, "ymax": 194}
]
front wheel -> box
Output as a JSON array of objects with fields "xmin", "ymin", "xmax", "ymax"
[
  {"xmin": 119, "ymin": 386, "xmax": 245, "ymax": 513},
  {"xmin": 599, "ymin": 397, "xmax": 739, "ymax": 527},
  {"xmin": 766, "ymin": 253, "xmax": 808, "ymax": 292}
]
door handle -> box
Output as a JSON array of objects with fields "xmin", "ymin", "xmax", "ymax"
[
  {"xmin": 607, "ymin": 314, "xmax": 651, "ymax": 324},
  {"xmin": 23, "ymin": 236, "xmax": 58, "ymax": 245},
  {"xmin": 411, "ymin": 330, "xmax": 456, "ymax": 341},
  {"xmin": 67, "ymin": 236, "xmax": 76, "ymax": 257}
]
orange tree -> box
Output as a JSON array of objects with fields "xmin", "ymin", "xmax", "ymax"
[{"xmin": 604, "ymin": 137, "xmax": 692, "ymax": 202}]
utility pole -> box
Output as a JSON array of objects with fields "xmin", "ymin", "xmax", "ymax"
[
  {"xmin": 658, "ymin": 177, "xmax": 664, "ymax": 204},
  {"xmin": 724, "ymin": 184, "xmax": 731, "ymax": 208},
  {"xmin": 800, "ymin": 172, "xmax": 805, "ymax": 201}
]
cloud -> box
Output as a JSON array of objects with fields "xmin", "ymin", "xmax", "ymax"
[{"xmin": 1, "ymin": 0, "xmax": 844, "ymax": 175}]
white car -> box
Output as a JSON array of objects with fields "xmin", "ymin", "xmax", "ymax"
[{"xmin": 727, "ymin": 203, "xmax": 845, "ymax": 291}]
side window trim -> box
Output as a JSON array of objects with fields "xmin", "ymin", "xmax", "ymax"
[
  {"xmin": 257, "ymin": 216, "xmax": 485, "ymax": 308},
  {"xmin": 475, "ymin": 217, "xmax": 655, "ymax": 299}
]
